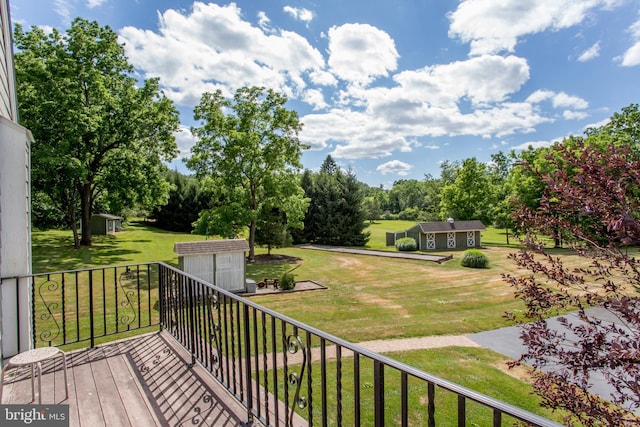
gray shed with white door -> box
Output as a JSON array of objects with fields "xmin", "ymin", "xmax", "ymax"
[
  {"xmin": 387, "ymin": 219, "xmax": 485, "ymax": 251},
  {"xmin": 174, "ymin": 239, "xmax": 249, "ymax": 293}
]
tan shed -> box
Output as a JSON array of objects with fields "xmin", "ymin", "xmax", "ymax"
[{"xmin": 174, "ymin": 239, "xmax": 249, "ymax": 293}]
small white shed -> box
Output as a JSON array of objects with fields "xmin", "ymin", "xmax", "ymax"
[{"xmin": 174, "ymin": 239, "xmax": 249, "ymax": 293}]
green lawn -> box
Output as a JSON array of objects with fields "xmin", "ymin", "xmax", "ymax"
[
  {"xmin": 31, "ymin": 219, "xmax": 576, "ymax": 423},
  {"xmin": 32, "ymin": 219, "xmax": 204, "ymax": 272},
  {"xmin": 278, "ymin": 346, "xmax": 564, "ymax": 425}
]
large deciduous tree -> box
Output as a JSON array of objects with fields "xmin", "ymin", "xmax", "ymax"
[
  {"xmin": 439, "ymin": 157, "xmax": 494, "ymax": 223},
  {"xmin": 187, "ymin": 86, "xmax": 308, "ymax": 261},
  {"xmin": 504, "ymin": 105, "xmax": 640, "ymax": 426},
  {"xmin": 14, "ymin": 19, "xmax": 179, "ymax": 247}
]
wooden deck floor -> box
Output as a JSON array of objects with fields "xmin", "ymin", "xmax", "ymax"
[{"xmin": 1, "ymin": 331, "xmax": 250, "ymax": 426}]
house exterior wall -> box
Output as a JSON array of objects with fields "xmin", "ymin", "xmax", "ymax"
[
  {"xmin": 0, "ymin": 0, "xmax": 33, "ymax": 359},
  {"xmin": 0, "ymin": 0, "xmax": 16, "ymax": 121},
  {"xmin": 0, "ymin": 118, "xmax": 33, "ymax": 357}
]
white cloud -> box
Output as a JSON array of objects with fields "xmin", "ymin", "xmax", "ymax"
[
  {"xmin": 54, "ymin": 0, "xmax": 73, "ymax": 24},
  {"xmin": 119, "ymin": 2, "xmax": 325, "ymax": 106},
  {"xmin": 174, "ymin": 125, "xmax": 197, "ymax": 159},
  {"xmin": 308, "ymin": 70, "xmax": 338, "ymax": 87},
  {"xmin": 527, "ymin": 89, "xmax": 588, "ymax": 109},
  {"xmin": 327, "ymin": 23, "xmax": 399, "ymax": 86},
  {"xmin": 511, "ymin": 138, "xmax": 562, "ymax": 151},
  {"xmin": 577, "ymin": 42, "xmax": 601, "ymax": 61},
  {"xmin": 377, "ymin": 160, "xmax": 413, "ymax": 176},
  {"xmin": 298, "ymin": 53, "xmax": 571, "ymax": 159},
  {"xmin": 620, "ymin": 19, "xmax": 640, "ymax": 66},
  {"xmin": 388, "ymin": 55, "xmax": 530, "ymax": 106},
  {"xmin": 257, "ymin": 11, "xmax": 271, "ymax": 31},
  {"xmin": 584, "ymin": 117, "xmax": 611, "ymax": 130},
  {"xmin": 424, "ymin": 145, "xmax": 440, "ymax": 150},
  {"xmin": 302, "ymin": 89, "xmax": 328, "ymax": 110},
  {"xmin": 563, "ymin": 110, "xmax": 589, "ymax": 120},
  {"xmin": 116, "ymin": 2, "xmax": 590, "ymax": 163},
  {"xmin": 448, "ymin": 0, "xmax": 623, "ymax": 56},
  {"xmin": 87, "ymin": 0, "xmax": 106, "ymax": 8},
  {"xmin": 283, "ymin": 6, "xmax": 314, "ymax": 23}
]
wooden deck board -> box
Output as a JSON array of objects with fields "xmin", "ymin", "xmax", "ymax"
[
  {"xmin": 1, "ymin": 332, "xmax": 249, "ymax": 427},
  {"xmin": 90, "ymin": 348, "xmax": 132, "ymax": 427},
  {"xmin": 107, "ymin": 340, "xmax": 159, "ymax": 427},
  {"xmin": 70, "ymin": 348, "xmax": 108, "ymax": 427}
]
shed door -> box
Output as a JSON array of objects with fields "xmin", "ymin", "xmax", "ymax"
[
  {"xmin": 426, "ymin": 233, "xmax": 436, "ymax": 250},
  {"xmin": 215, "ymin": 253, "xmax": 244, "ymax": 292},
  {"xmin": 183, "ymin": 254, "xmax": 214, "ymax": 285},
  {"xmin": 447, "ymin": 232, "xmax": 456, "ymax": 249},
  {"xmin": 467, "ymin": 231, "xmax": 476, "ymax": 247}
]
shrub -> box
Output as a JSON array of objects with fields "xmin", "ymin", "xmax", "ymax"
[
  {"xmin": 279, "ymin": 271, "xmax": 296, "ymax": 290},
  {"xmin": 395, "ymin": 237, "xmax": 417, "ymax": 251},
  {"xmin": 461, "ymin": 249, "xmax": 489, "ymax": 268}
]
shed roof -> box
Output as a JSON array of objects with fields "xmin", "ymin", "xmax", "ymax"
[
  {"xmin": 174, "ymin": 239, "xmax": 249, "ymax": 256},
  {"xmin": 415, "ymin": 220, "xmax": 486, "ymax": 233},
  {"xmin": 93, "ymin": 213, "xmax": 123, "ymax": 220}
]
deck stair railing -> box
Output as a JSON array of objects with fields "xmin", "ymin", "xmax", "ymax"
[{"xmin": 2, "ymin": 262, "xmax": 562, "ymax": 426}]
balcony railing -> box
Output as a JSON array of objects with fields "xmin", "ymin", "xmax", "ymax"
[{"xmin": 2, "ymin": 263, "xmax": 562, "ymax": 426}]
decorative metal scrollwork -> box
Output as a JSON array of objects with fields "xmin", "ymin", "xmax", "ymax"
[
  {"xmin": 286, "ymin": 334, "xmax": 308, "ymax": 425},
  {"xmin": 207, "ymin": 294, "xmax": 223, "ymax": 375},
  {"xmin": 118, "ymin": 267, "xmax": 138, "ymax": 328},
  {"xmin": 185, "ymin": 394, "xmax": 213, "ymax": 426},
  {"xmin": 37, "ymin": 279, "xmax": 62, "ymax": 345}
]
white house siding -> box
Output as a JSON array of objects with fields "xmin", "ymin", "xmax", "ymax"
[
  {"xmin": 0, "ymin": 118, "xmax": 33, "ymax": 357},
  {"xmin": 0, "ymin": 0, "xmax": 32, "ymax": 358},
  {"xmin": 0, "ymin": 0, "xmax": 16, "ymax": 120}
]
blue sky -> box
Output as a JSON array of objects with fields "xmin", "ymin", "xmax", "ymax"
[{"xmin": 10, "ymin": 0, "xmax": 640, "ymax": 188}]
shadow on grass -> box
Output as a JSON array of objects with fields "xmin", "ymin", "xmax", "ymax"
[
  {"xmin": 32, "ymin": 232, "xmax": 141, "ymax": 273},
  {"xmin": 246, "ymin": 255, "xmax": 300, "ymax": 282}
]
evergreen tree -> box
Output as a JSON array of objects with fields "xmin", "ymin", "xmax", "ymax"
[
  {"xmin": 153, "ymin": 171, "xmax": 213, "ymax": 232},
  {"xmin": 295, "ymin": 167, "xmax": 369, "ymax": 246}
]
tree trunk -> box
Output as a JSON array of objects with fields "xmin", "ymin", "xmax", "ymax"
[
  {"xmin": 70, "ymin": 208, "xmax": 80, "ymax": 249},
  {"xmin": 505, "ymin": 226, "xmax": 510, "ymax": 245},
  {"xmin": 80, "ymin": 183, "xmax": 93, "ymax": 246},
  {"xmin": 248, "ymin": 219, "xmax": 256, "ymax": 261}
]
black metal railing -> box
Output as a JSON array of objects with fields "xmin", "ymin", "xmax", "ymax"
[
  {"xmin": 158, "ymin": 263, "xmax": 562, "ymax": 427},
  {"xmin": 1, "ymin": 263, "xmax": 160, "ymax": 350},
  {"xmin": 2, "ymin": 262, "xmax": 562, "ymax": 425}
]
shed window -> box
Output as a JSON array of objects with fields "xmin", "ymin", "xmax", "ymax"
[
  {"xmin": 467, "ymin": 231, "xmax": 475, "ymax": 247},
  {"xmin": 447, "ymin": 232, "xmax": 456, "ymax": 249}
]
